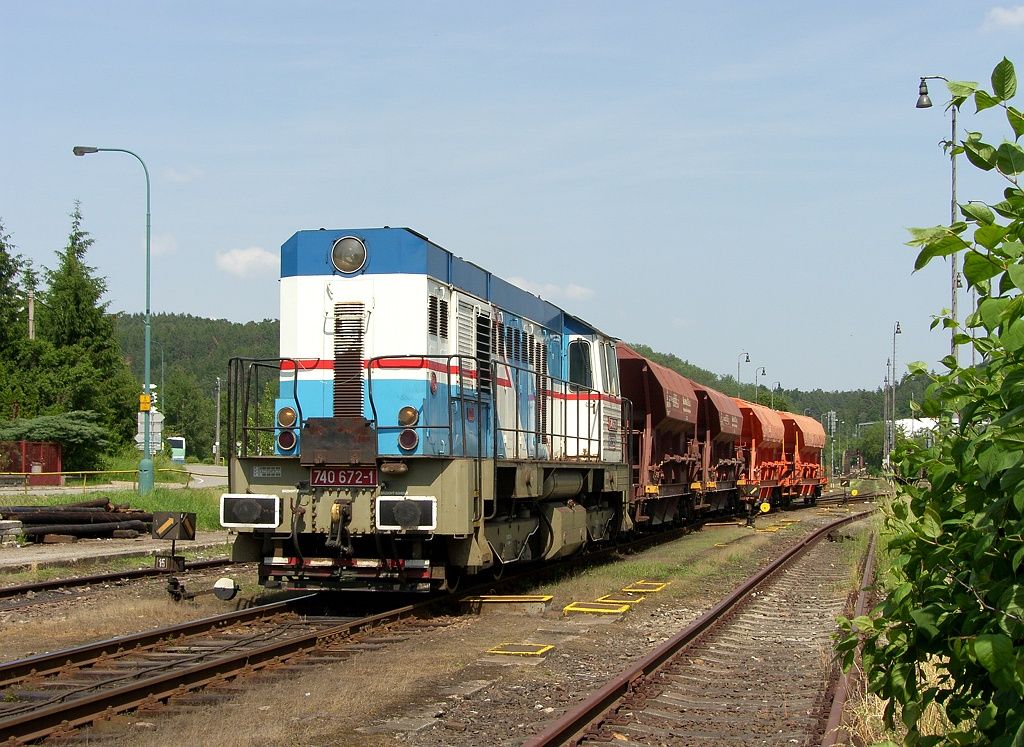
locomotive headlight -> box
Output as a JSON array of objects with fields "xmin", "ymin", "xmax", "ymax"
[
  {"xmin": 277, "ymin": 406, "xmax": 297, "ymax": 428},
  {"xmin": 331, "ymin": 236, "xmax": 367, "ymax": 274},
  {"xmin": 398, "ymin": 406, "xmax": 419, "ymax": 427}
]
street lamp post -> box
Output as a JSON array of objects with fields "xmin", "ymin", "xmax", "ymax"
[
  {"xmin": 753, "ymin": 366, "xmax": 766, "ymax": 405},
  {"xmin": 770, "ymin": 381, "xmax": 781, "ymax": 409},
  {"xmin": 73, "ymin": 145, "xmax": 154, "ymax": 495},
  {"xmin": 736, "ymin": 351, "xmax": 750, "ymax": 397},
  {"xmin": 916, "ymin": 77, "xmax": 960, "ymax": 364}
]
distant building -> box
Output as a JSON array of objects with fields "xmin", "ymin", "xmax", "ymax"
[{"xmin": 896, "ymin": 418, "xmax": 939, "ymax": 438}]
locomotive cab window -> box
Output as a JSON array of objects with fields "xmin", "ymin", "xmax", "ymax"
[{"xmin": 568, "ymin": 339, "xmax": 593, "ymax": 390}]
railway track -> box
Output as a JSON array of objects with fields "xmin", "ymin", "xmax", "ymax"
[
  {"xmin": 0, "ymin": 504, "xmax": 875, "ymax": 744},
  {"xmin": 0, "ymin": 592, "xmax": 432, "ymax": 744},
  {"xmin": 0, "ymin": 558, "xmax": 234, "ymax": 609},
  {"xmin": 524, "ymin": 511, "xmax": 874, "ymax": 747}
]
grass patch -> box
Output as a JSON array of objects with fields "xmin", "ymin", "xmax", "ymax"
[
  {"xmin": 0, "ymin": 487, "xmax": 223, "ymax": 531},
  {"xmin": 537, "ymin": 523, "xmax": 765, "ymax": 604}
]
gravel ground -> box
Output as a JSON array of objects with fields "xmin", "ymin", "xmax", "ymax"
[{"xmin": 26, "ymin": 506, "xmax": 872, "ymax": 747}]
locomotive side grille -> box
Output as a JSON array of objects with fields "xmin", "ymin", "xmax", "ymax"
[
  {"xmin": 537, "ymin": 340, "xmax": 549, "ymax": 444},
  {"xmin": 333, "ymin": 302, "xmax": 365, "ymax": 418},
  {"xmin": 456, "ymin": 300, "xmax": 477, "ymax": 386},
  {"xmin": 428, "ymin": 296, "xmax": 438, "ymax": 336},
  {"xmin": 476, "ymin": 312, "xmax": 492, "ymax": 395},
  {"xmin": 439, "ymin": 299, "xmax": 449, "ymax": 339}
]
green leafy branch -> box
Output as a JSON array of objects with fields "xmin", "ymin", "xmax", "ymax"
[{"xmin": 837, "ymin": 57, "xmax": 1024, "ymax": 746}]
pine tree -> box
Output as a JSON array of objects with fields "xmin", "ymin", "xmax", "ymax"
[
  {"xmin": 31, "ymin": 203, "xmax": 138, "ymax": 443},
  {"xmin": 39, "ymin": 202, "xmax": 112, "ymax": 349},
  {"xmin": 0, "ymin": 218, "xmax": 25, "ymax": 354}
]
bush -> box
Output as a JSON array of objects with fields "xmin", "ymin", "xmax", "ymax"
[{"xmin": 837, "ymin": 59, "xmax": 1024, "ymax": 745}]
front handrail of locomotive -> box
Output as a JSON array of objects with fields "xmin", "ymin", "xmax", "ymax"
[
  {"xmin": 366, "ymin": 353, "xmax": 611, "ymax": 466},
  {"xmin": 366, "ymin": 353, "xmax": 484, "ymax": 459},
  {"xmin": 225, "ymin": 357, "xmax": 304, "ymax": 462}
]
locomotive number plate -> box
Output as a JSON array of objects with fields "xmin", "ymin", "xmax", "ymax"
[{"xmin": 310, "ymin": 466, "xmax": 378, "ymax": 488}]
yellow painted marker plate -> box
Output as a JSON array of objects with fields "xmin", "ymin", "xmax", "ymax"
[
  {"xmin": 465, "ymin": 595, "xmax": 554, "ymax": 603},
  {"xmin": 487, "ymin": 643, "xmax": 554, "ymax": 656},
  {"xmin": 621, "ymin": 580, "xmax": 670, "ymax": 593},
  {"xmin": 596, "ymin": 593, "xmax": 646, "ymax": 605},
  {"xmin": 563, "ymin": 601, "xmax": 631, "ymax": 615}
]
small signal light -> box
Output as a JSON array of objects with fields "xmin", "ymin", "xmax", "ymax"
[
  {"xmin": 398, "ymin": 429, "xmax": 419, "ymax": 451},
  {"xmin": 277, "ymin": 406, "xmax": 297, "ymax": 428}
]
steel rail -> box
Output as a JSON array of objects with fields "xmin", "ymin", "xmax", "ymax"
[
  {"xmin": 0, "ymin": 521, "xmax": 698, "ymax": 687},
  {"xmin": 0, "ymin": 558, "xmax": 233, "ymax": 601},
  {"xmin": 522, "ymin": 510, "xmax": 873, "ymax": 747},
  {"xmin": 821, "ymin": 530, "xmax": 878, "ymax": 746},
  {"xmin": 0, "ymin": 593, "xmax": 317, "ymax": 684},
  {"xmin": 0, "ymin": 601, "xmax": 422, "ymax": 744}
]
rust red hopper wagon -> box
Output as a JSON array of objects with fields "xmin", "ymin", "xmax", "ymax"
[{"xmin": 617, "ymin": 343, "xmax": 825, "ymax": 521}]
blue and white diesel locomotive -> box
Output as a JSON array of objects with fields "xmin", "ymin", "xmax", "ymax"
[{"xmin": 220, "ymin": 227, "xmax": 633, "ymax": 591}]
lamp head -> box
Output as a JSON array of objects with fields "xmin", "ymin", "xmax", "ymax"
[
  {"xmin": 744, "ymin": 353, "xmax": 750, "ymax": 363},
  {"xmin": 73, "ymin": 146, "xmax": 99, "ymax": 156},
  {"xmin": 895, "ymin": 321, "xmax": 902, "ymax": 335},
  {"xmin": 916, "ymin": 79, "xmax": 933, "ymax": 109}
]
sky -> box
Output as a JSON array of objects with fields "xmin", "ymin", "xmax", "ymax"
[{"xmin": 1, "ymin": 2, "xmax": 1022, "ymax": 392}]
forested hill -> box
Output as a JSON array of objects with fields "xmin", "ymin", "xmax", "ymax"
[{"xmin": 114, "ymin": 313, "xmax": 278, "ymax": 386}]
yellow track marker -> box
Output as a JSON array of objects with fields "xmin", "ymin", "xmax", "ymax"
[
  {"xmin": 465, "ymin": 595, "xmax": 554, "ymax": 604},
  {"xmin": 596, "ymin": 593, "xmax": 645, "ymax": 605},
  {"xmin": 487, "ymin": 643, "xmax": 554, "ymax": 656},
  {"xmin": 563, "ymin": 601, "xmax": 631, "ymax": 615},
  {"xmin": 622, "ymin": 580, "xmax": 670, "ymax": 593}
]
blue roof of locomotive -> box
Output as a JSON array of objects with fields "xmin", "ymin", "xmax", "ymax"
[{"xmin": 281, "ymin": 226, "xmax": 584, "ymax": 333}]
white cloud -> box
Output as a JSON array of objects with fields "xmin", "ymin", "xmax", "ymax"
[
  {"xmin": 508, "ymin": 276, "xmax": 595, "ymax": 303},
  {"xmin": 984, "ymin": 5, "xmax": 1024, "ymax": 28},
  {"xmin": 215, "ymin": 246, "xmax": 278, "ymax": 277},
  {"xmin": 152, "ymin": 233, "xmax": 178, "ymax": 257},
  {"xmin": 163, "ymin": 166, "xmax": 204, "ymax": 184}
]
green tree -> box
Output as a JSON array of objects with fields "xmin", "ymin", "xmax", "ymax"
[
  {"xmin": 162, "ymin": 367, "xmax": 215, "ymax": 460},
  {"xmin": 39, "ymin": 202, "xmax": 112, "ymax": 349},
  {"xmin": 0, "ymin": 411, "xmax": 112, "ymax": 471},
  {"xmin": 838, "ymin": 58, "xmax": 1024, "ymax": 744},
  {"xmin": 33, "ymin": 203, "xmax": 138, "ymax": 444},
  {"xmin": 0, "ymin": 218, "xmax": 26, "ymax": 354}
]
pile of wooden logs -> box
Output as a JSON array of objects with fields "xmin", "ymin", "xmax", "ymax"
[{"xmin": 0, "ymin": 498, "xmax": 154, "ymax": 542}]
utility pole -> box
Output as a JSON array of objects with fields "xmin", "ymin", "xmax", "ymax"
[
  {"xmin": 28, "ymin": 290, "xmax": 35, "ymax": 341},
  {"xmin": 215, "ymin": 376, "xmax": 222, "ymax": 465}
]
